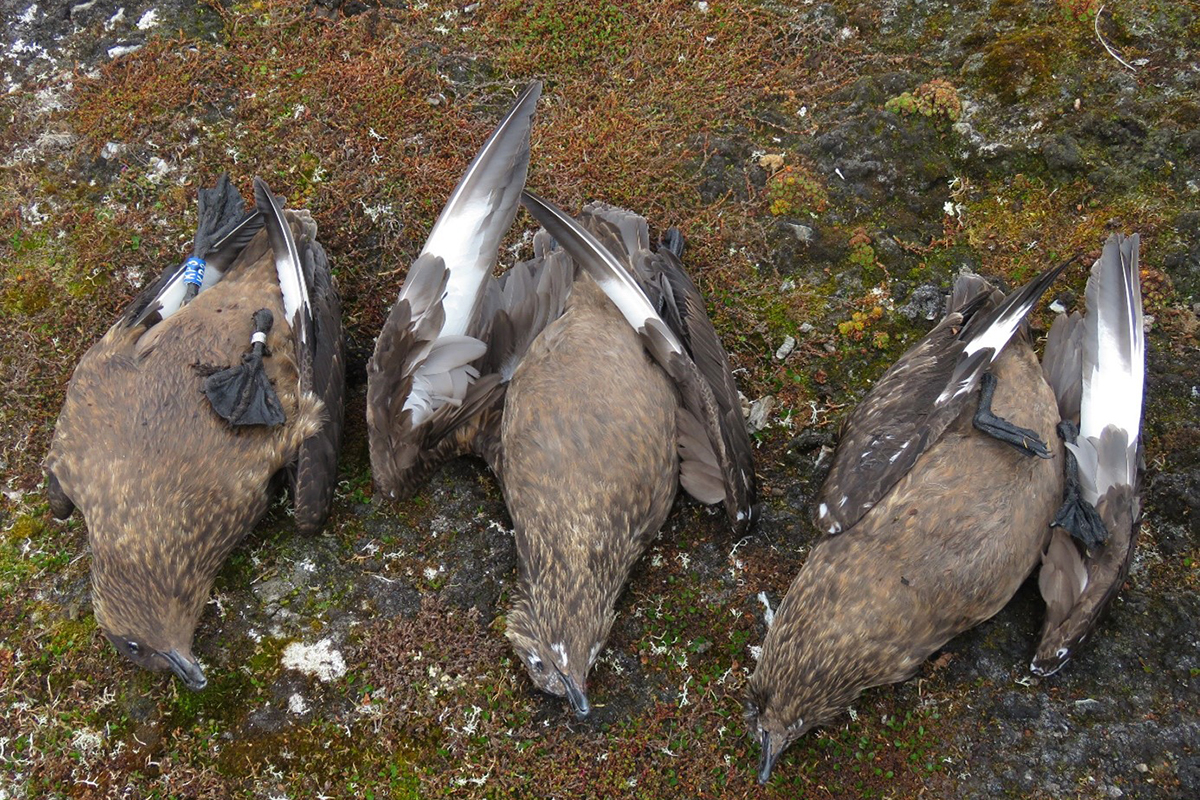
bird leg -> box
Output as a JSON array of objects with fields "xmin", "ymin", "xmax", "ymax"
[
  {"xmin": 972, "ymin": 372, "xmax": 1052, "ymax": 458},
  {"xmin": 1051, "ymin": 420, "xmax": 1109, "ymax": 549},
  {"xmin": 200, "ymin": 308, "xmax": 286, "ymax": 427},
  {"xmin": 181, "ymin": 256, "xmax": 205, "ymax": 306}
]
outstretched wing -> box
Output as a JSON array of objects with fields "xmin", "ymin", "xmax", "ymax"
[
  {"xmin": 815, "ymin": 261, "xmax": 1069, "ymax": 534},
  {"xmin": 1034, "ymin": 233, "xmax": 1144, "ymax": 676},
  {"xmin": 520, "ymin": 192, "xmax": 757, "ymax": 533},
  {"xmin": 367, "ymin": 82, "xmax": 541, "ymax": 499}
]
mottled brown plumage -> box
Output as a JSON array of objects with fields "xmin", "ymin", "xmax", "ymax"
[
  {"xmin": 749, "ymin": 267, "xmax": 1065, "ymax": 782},
  {"xmin": 495, "ymin": 197, "xmax": 756, "ymax": 714},
  {"xmin": 499, "ymin": 275, "xmax": 679, "ymax": 711},
  {"xmin": 44, "ymin": 178, "xmax": 344, "ymax": 689},
  {"xmin": 366, "ymin": 87, "xmax": 755, "ymax": 716}
]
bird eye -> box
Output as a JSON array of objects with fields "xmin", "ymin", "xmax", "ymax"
[{"xmin": 128, "ymin": 641, "xmax": 141, "ymax": 656}]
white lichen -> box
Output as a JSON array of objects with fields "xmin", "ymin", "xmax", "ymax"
[
  {"xmin": 144, "ymin": 156, "xmax": 170, "ymax": 184},
  {"xmin": 71, "ymin": 728, "xmax": 104, "ymax": 762},
  {"xmin": 281, "ymin": 639, "xmax": 346, "ymax": 683},
  {"xmin": 287, "ymin": 693, "xmax": 309, "ymax": 715}
]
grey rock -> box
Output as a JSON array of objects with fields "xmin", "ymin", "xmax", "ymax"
[
  {"xmin": 1041, "ymin": 134, "xmax": 1085, "ymax": 173},
  {"xmin": 899, "ymin": 283, "xmax": 945, "ymax": 321}
]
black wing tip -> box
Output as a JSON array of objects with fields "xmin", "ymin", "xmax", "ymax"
[
  {"xmin": 1041, "ymin": 254, "xmax": 1079, "ymax": 291},
  {"xmin": 959, "ymin": 256, "xmax": 1076, "ymax": 342},
  {"xmin": 520, "ymin": 189, "xmax": 553, "ymax": 214},
  {"xmin": 252, "ymin": 176, "xmax": 281, "ymax": 212},
  {"xmin": 252, "ymin": 176, "xmax": 296, "ymax": 254},
  {"xmin": 1009, "ymin": 256, "xmax": 1078, "ymax": 315}
]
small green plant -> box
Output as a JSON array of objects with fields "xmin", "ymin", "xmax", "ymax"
[
  {"xmin": 766, "ymin": 165, "xmax": 828, "ymax": 217},
  {"xmin": 837, "ymin": 305, "xmax": 883, "ymax": 339},
  {"xmin": 885, "ymin": 79, "xmax": 962, "ymax": 122},
  {"xmin": 847, "ymin": 228, "xmax": 877, "ymax": 270},
  {"xmin": 1057, "ymin": 0, "xmax": 1102, "ymax": 23},
  {"xmin": 837, "ymin": 280, "xmax": 892, "ymax": 350}
]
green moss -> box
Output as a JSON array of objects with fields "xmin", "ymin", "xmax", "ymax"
[
  {"xmin": 43, "ymin": 616, "xmax": 97, "ymax": 659},
  {"xmin": 849, "ymin": 242, "xmax": 877, "ymax": 270},
  {"xmin": 0, "ymin": 270, "xmax": 55, "ymax": 315},
  {"xmin": 979, "ymin": 29, "xmax": 1060, "ymax": 101},
  {"xmin": 7, "ymin": 512, "xmax": 45, "ymax": 542},
  {"xmin": 0, "ymin": 511, "xmax": 74, "ymax": 596},
  {"xmin": 488, "ymin": 0, "xmax": 635, "ymax": 72}
]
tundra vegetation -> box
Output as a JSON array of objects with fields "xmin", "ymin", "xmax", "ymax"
[{"xmin": 1, "ymin": 1, "xmax": 1197, "ymax": 797}]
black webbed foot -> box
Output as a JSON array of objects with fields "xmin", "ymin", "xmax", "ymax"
[
  {"xmin": 973, "ymin": 372, "xmax": 1053, "ymax": 458},
  {"xmin": 1051, "ymin": 420, "xmax": 1108, "ymax": 548},
  {"xmin": 195, "ymin": 174, "xmax": 253, "ymax": 259},
  {"xmin": 202, "ymin": 308, "xmax": 286, "ymax": 427},
  {"xmin": 181, "ymin": 175, "xmax": 250, "ymax": 309}
]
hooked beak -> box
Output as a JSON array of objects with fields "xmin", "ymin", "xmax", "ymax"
[
  {"xmin": 163, "ymin": 649, "xmax": 207, "ymax": 691},
  {"xmin": 757, "ymin": 728, "xmax": 784, "ymax": 785},
  {"xmin": 560, "ymin": 672, "xmax": 590, "ymax": 719}
]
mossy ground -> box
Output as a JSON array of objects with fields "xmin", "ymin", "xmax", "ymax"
[{"xmin": 1, "ymin": 0, "xmax": 1197, "ymax": 797}]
